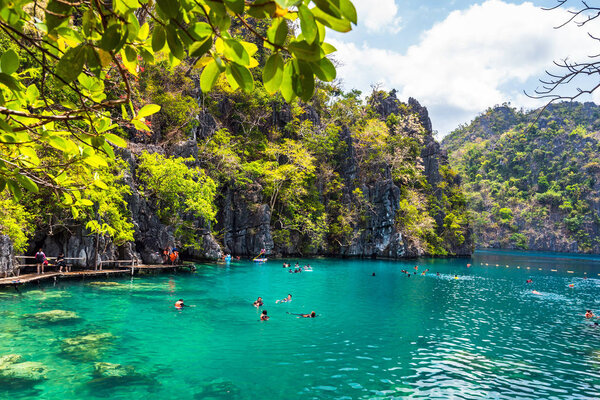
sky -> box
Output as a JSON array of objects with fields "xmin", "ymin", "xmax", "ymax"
[{"xmin": 328, "ymin": 0, "xmax": 600, "ymax": 137}]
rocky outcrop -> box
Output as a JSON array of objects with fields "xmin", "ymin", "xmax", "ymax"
[
  {"xmin": 219, "ymin": 182, "xmax": 274, "ymax": 256},
  {"xmin": 0, "ymin": 235, "xmax": 14, "ymax": 277},
  {"xmin": 343, "ymin": 180, "xmax": 406, "ymax": 258}
]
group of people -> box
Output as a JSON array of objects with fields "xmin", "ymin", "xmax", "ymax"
[
  {"xmin": 161, "ymin": 247, "xmax": 179, "ymax": 265},
  {"xmin": 34, "ymin": 249, "xmax": 67, "ymax": 274},
  {"xmin": 283, "ymin": 262, "xmax": 312, "ymax": 273},
  {"xmin": 253, "ymin": 293, "xmax": 317, "ymax": 321}
]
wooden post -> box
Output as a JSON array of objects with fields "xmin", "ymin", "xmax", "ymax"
[{"xmin": 94, "ymin": 231, "xmax": 99, "ymax": 271}]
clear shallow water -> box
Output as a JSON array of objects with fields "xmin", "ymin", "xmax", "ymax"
[{"xmin": 1, "ymin": 251, "xmax": 600, "ymax": 399}]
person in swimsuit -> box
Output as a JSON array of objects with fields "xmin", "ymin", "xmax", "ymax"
[
  {"xmin": 586, "ymin": 310, "xmax": 595, "ymax": 319},
  {"xmin": 253, "ymin": 297, "xmax": 264, "ymax": 307},
  {"xmin": 276, "ymin": 294, "xmax": 292, "ymax": 303},
  {"xmin": 175, "ymin": 299, "xmax": 185, "ymax": 309},
  {"xmin": 301, "ymin": 311, "xmax": 317, "ymax": 318},
  {"xmin": 260, "ymin": 310, "xmax": 269, "ymax": 321}
]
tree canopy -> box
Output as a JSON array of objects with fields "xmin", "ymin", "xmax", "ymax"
[{"xmin": 0, "ymin": 0, "xmax": 356, "ymax": 209}]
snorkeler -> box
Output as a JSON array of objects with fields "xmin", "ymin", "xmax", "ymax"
[
  {"xmin": 253, "ymin": 297, "xmax": 264, "ymax": 307},
  {"xmin": 260, "ymin": 310, "xmax": 269, "ymax": 321},
  {"xmin": 175, "ymin": 299, "xmax": 185, "ymax": 309},
  {"xmin": 287, "ymin": 311, "xmax": 317, "ymax": 318},
  {"xmin": 276, "ymin": 294, "xmax": 292, "ymax": 303},
  {"xmin": 586, "ymin": 310, "xmax": 595, "ymax": 319}
]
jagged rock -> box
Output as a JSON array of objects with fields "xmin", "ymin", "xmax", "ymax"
[
  {"xmin": 60, "ymin": 332, "xmax": 114, "ymax": 361},
  {"xmin": 342, "ymin": 180, "xmax": 406, "ymax": 258},
  {"xmin": 93, "ymin": 362, "xmax": 138, "ymax": 378},
  {"xmin": 0, "ymin": 235, "xmax": 14, "ymax": 277},
  {"xmin": 219, "ymin": 182, "xmax": 274, "ymax": 256},
  {"xmin": 26, "ymin": 310, "xmax": 80, "ymax": 323},
  {"xmin": 195, "ymin": 112, "xmax": 217, "ymax": 139},
  {"xmin": 0, "ymin": 354, "xmax": 47, "ymax": 386},
  {"xmin": 170, "ymin": 139, "xmax": 199, "ymax": 160},
  {"xmin": 298, "ymin": 103, "xmax": 321, "ymax": 126}
]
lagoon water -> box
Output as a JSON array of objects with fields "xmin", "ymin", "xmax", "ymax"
[{"xmin": 1, "ymin": 250, "xmax": 600, "ymax": 399}]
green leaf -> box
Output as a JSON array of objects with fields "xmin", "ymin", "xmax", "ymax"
[
  {"xmin": 189, "ymin": 37, "xmax": 212, "ymax": 58},
  {"xmin": 56, "ymin": 46, "xmax": 86, "ymax": 84},
  {"xmin": 263, "ymin": 53, "xmax": 284, "ymax": 94},
  {"xmin": 7, "ymin": 180, "xmax": 22, "ymax": 201},
  {"xmin": 94, "ymin": 179, "xmax": 108, "ymax": 190},
  {"xmin": 298, "ymin": 5, "xmax": 318, "ymax": 44},
  {"xmin": 229, "ymin": 63, "xmax": 254, "ymax": 92},
  {"xmin": 224, "ymin": 0, "xmax": 244, "ymax": 14},
  {"xmin": 78, "ymin": 198, "xmax": 94, "ymax": 206},
  {"xmin": 131, "ymin": 119, "xmax": 150, "ymax": 131},
  {"xmin": 166, "ymin": 24, "xmax": 185, "ymax": 60},
  {"xmin": 223, "ymin": 39, "xmax": 250, "ymax": 65},
  {"xmin": 312, "ymin": 0, "xmax": 342, "ymax": 18},
  {"xmin": 1, "ymin": 50, "xmax": 19, "ymax": 75},
  {"xmin": 99, "ymin": 24, "xmax": 123, "ymax": 52},
  {"xmin": 311, "ymin": 7, "xmax": 352, "ymax": 32},
  {"xmin": 137, "ymin": 104, "xmax": 161, "ymax": 118},
  {"xmin": 104, "ymin": 133, "xmax": 128, "ymax": 147},
  {"xmin": 288, "ymin": 40, "xmax": 324, "ymax": 61},
  {"xmin": 310, "ymin": 57, "xmax": 336, "ymax": 82},
  {"xmin": 0, "ymin": 73, "xmax": 21, "ymax": 91},
  {"xmin": 267, "ymin": 18, "xmax": 288, "ymax": 47},
  {"xmin": 247, "ymin": 0, "xmax": 276, "ymax": 18},
  {"xmin": 295, "ymin": 60, "xmax": 315, "ymax": 101},
  {"xmin": 15, "ymin": 173, "xmax": 38, "ymax": 193},
  {"xmin": 156, "ymin": 0, "xmax": 180, "ymax": 18},
  {"xmin": 62, "ymin": 193, "xmax": 73, "ymax": 205},
  {"xmin": 46, "ymin": 0, "xmax": 72, "ymax": 32},
  {"xmin": 339, "ymin": 0, "xmax": 357, "ymax": 24},
  {"xmin": 321, "ymin": 42, "xmax": 337, "ymax": 55},
  {"xmin": 188, "ymin": 22, "xmax": 213, "ymax": 41},
  {"xmin": 200, "ymin": 60, "xmax": 221, "ymax": 93},
  {"xmin": 124, "ymin": 45, "xmax": 137, "ymax": 62},
  {"xmin": 83, "ymin": 155, "xmax": 109, "ymax": 168},
  {"xmin": 152, "ymin": 26, "xmax": 166, "ymax": 52},
  {"xmin": 280, "ymin": 61, "xmax": 296, "ymax": 103},
  {"xmin": 48, "ymin": 135, "xmax": 67, "ymax": 151}
]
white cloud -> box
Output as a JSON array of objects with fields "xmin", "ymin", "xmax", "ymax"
[
  {"xmin": 353, "ymin": 0, "xmax": 403, "ymax": 34},
  {"xmin": 330, "ymin": 0, "xmax": 600, "ymax": 135}
]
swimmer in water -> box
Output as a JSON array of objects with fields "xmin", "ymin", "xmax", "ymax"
[
  {"xmin": 454, "ymin": 275, "xmax": 458, "ymax": 279},
  {"xmin": 526, "ymin": 279, "xmax": 532, "ymax": 284},
  {"xmin": 260, "ymin": 310, "xmax": 269, "ymax": 321},
  {"xmin": 532, "ymin": 290, "xmax": 541, "ymax": 295},
  {"xmin": 175, "ymin": 299, "xmax": 185, "ymax": 309},
  {"xmin": 276, "ymin": 294, "xmax": 292, "ymax": 303},
  {"xmin": 253, "ymin": 297, "xmax": 264, "ymax": 307},
  {"xmin": 372, "ymin": 272, "xmax": 376, "ymax": 276},
  {"xmin": 436, "ymin": 272, "xmax": 440, "ymax": 276},
  {"xmin": 300, "ymin": 311, "xmax": 317, "ymax": 318},
  {"xmin": 586, "ymin": 310, "xmax": 595, "ymax": 319}
]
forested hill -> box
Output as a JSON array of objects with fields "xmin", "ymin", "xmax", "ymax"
[
  {"xmin": 1, "ymin": 78, "xmax": 473, "ymax": 267},
  {"xmin": 442, "ymin": 102, "xmax": 600, "ymax": 253}
]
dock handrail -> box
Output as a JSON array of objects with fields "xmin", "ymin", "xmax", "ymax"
[{"xmin": 97, "ymin": 259, "xmax": 139, "ymax": 270}]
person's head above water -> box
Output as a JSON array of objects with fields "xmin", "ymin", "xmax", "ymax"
[{"xmin": 311, "ymin": 311, "xmax": 316, "ymax": 317}]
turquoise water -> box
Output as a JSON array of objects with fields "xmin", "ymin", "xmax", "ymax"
[{"xmin": 1, "ymin": 251, "xmax": 600, "ymax": 399}]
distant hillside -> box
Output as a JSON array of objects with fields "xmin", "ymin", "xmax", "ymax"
[{"xmin": 442, "ymin": 102, "xmax": 600, "ymax": 253}]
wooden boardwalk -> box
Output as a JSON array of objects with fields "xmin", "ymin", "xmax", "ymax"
[{"xmin": 0, "ymin": 264, "xmax": 193, "ymax": 288}]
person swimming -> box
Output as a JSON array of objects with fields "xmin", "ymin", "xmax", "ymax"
[
  {"xmin": 586, "ymin": 310, "xmax": 595, "ymax": 319},
  {"xmin": 253, "ymin": 297, "xmax": 264, "ymax": 307},
  {"xmin": 526, "ymin": 279, "xmax": 533, "ymax": 283},
  {"xmin": 288, "ymin": 311, "xmax": 317, "ymax": 318},
  {"xmin": 372, "ymin": 272, "xmax": 376, "ymax": 276},
  {"xmin": 454, "ymin": 275, "xmax": 458, "ymax": 280},
  {"xmin": 175, "ymin": 299, "xmax": 185, "ymax": 309},
  {"xmin": 276, "ymin": 294, "xmax": 292, "ymax": 303},
  {"xmin": 260, "ymin": 310, "xmax": 269, "ymax": 321}
]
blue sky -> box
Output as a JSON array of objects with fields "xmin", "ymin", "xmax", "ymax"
[{"xmin": 328, "ymin": 0, "xmax": 600, "ymax": 136}]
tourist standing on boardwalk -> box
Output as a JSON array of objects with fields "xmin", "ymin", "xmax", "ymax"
[{"xmin": 35, "ymin": 249, "xmax": 46, "ymax": 274}]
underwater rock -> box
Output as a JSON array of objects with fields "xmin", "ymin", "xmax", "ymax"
[
  {"xmin": 60, "ymin": 332, "xmax": 115, "ymax": 362},
  {"xmin": 194, "ymin": 378, "xmax": 241, "ymax": 399},
  {"xmin": 88, "ymin": 362, "xmax": 156, "ymax": 389},
  {"xmin": 25, "ymin": 290, "xmax": 71, "ymax": 300},
  {"xmin": 88, "ymin": 281, "xmax": 121, "ymax": 286},
  {"xmin": 0, "ymin": 354, "xmax": 47, "ymax": 386},
  {"xmin": 26, "ymin": 310, "xmax": 80, "ymax": 323},
  {"xmin": 93, "ymin": 362, "xmax": 138, "ymax": 378}
]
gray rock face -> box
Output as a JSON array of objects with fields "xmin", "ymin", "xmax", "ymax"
[
  {"xmin": 219, "ymin": 183, "xmax": 274, "ymax": 256},
  {"xmin": 0, "ymin": 235, "xmax": 14, "ymax": 277},
  {"xmin": 342, "ymin": 180, "xmax": 406, "ymax": 258}
]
